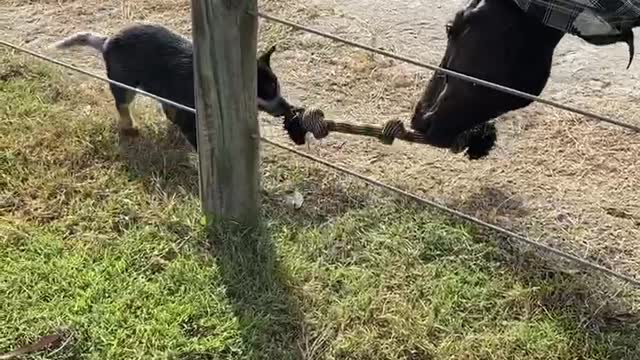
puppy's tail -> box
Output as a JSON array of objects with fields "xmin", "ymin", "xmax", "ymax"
[{"xmin": 51, "ymin": 32, "xmax": 108, "ymax": 53}]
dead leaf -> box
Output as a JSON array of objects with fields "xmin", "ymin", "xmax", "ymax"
[{"xmin": 0, "ymin": 333, "xmax": 63, "ymax": 360}]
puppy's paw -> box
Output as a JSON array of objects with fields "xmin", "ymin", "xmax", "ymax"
[{"xmin": 120, "ymin": 127, "xmax": 141, "ymax": 138}]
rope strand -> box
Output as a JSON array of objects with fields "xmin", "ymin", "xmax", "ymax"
[{"xmin": 287, "ymin": 107, "xmax": 498, "ymax": 159}]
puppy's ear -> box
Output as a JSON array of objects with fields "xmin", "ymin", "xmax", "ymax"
[{"xmin": 258, "ymin": 45, "xmax": 276, "ymax": 66}]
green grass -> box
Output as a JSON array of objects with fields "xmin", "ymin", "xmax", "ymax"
[{"xmin": 1, "ymin": 49, "xmax": 639, "ymax": 360}]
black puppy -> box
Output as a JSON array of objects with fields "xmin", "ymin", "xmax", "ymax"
[{"xmin": 53, "ymin": 23, "xmax": 292, "ymax": 149}]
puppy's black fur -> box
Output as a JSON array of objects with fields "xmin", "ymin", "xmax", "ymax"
[{"xmin": 54, "ymin": 23, "xmax": 292, "ymax": 150}]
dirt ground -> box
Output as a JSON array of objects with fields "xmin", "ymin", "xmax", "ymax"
[{"xmin": 1, "ymin": 0, "xmax": 639, "ymax": 281}]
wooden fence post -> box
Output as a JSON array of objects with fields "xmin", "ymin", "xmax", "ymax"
[{"xmin": 191, "ymin": 0, "xmax": 260, "ymax": 228}]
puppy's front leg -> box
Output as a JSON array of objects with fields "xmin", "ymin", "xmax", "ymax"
[{"xmin": 117, "ymin": 104, "xmax": 140, "ymax": 137}]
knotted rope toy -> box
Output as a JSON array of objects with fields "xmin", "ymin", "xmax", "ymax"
[{"xmin": 282, "ymin": 107, "xmax": 498, "ymax": 160}]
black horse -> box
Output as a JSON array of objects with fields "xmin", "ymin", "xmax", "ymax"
[{"xmin": 410, "ymin": 0, "xmax": 640, "ymax": 159}]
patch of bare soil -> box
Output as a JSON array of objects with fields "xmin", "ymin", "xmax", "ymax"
[{"xmin": 1, "ymin": 0, "xmax": 639, "ymax": 280}]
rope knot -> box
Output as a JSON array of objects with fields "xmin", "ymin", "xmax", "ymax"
[
  {"xmin": 300, "ymin": 108, "xmax": 330, "ymax": 139},
  {"xmin": 380, "ymin": 120, "xmax": 407, "ymax": 145}
]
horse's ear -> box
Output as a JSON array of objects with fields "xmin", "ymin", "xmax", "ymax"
[{"xmin": 258, "ymin": 45, "xmax": 276, "ymax": 65}]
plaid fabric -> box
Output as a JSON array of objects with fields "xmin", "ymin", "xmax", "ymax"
[{"xmin": 513, "ymin": 0, "xmax": 640, "ymax": 36}]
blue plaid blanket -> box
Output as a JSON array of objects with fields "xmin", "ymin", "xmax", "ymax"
[{"xmin": 514, "ymin": 0, "xmax": 640, "ymax": 66}]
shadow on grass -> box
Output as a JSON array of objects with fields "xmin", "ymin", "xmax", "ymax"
[
  {"xmin": 110, "ymin": 125, "xmax": 374, "ymax": 227},
  {"xmin": 455, "ymin": 217, "xmax": 640, "ymax": 358},
  {"xmin": 92, "ymin": 130, "xmax": 640, "ymax": 358},
  {"xmin": 117, "ymin": 126, "xmax": 201, "ymax": 195},
  {"xmin": 190, "ymin": 223, "xmax": 308, "ymax": 360},
  {"xmin": 109, "ymin": 135, "xmax": 309, "ymax": 358},
  {"xmin": 447, "ymin": 186, "xmax": 640, "ymax": 347},
  {"xmin": 453, "ymin": 186, "xmax": 640, "ymax": 342},
  {"xmin": 98, "ymin": 130, "xmax": 373, "ymax": 358}
]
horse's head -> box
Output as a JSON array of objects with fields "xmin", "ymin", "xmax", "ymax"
[{"xmin": 411, "ymin": 0, "xmax": 564, "ymax": 148}]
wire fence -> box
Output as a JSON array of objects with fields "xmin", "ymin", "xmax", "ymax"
[{"xmin": 1, "ymin": 9, "xmax": 639, "ymax": 288}]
